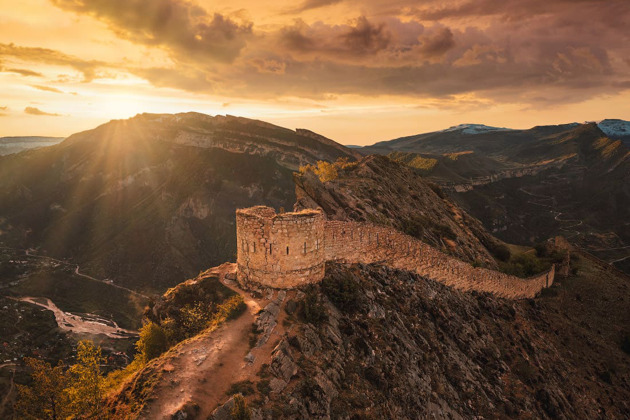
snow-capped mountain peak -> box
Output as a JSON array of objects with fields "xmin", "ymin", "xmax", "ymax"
[
  {"xmin": 597, "ymin": 119, "xmax": 630, "ymax": 138},
  {"xmin": 441, "ymin": 124, "xmax": 515, "ymax": 135}
]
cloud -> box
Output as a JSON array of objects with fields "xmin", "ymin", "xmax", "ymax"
[
  {"xmin": 24, "ymin": 106, "xmax": 61, "ymax": 116},
  {"xmin": 278, "ymin": 17, "xmax": 407, "ymax": 61},
  {"xmin": 417, "ymin": 27, "xmax": 455, "ymax": 59},
  {"xmin": 11, "ymin": 0, "xmax": 624, "ymax": 109},
  {"xmin": 31, "ymin": 84, "xmax": 65, "ymax": 94},
  {"xmin": 132, "ymin": 66, "xmax": 214, "ymax": 91},
  {"xmin": 0, "ymin": 43, "xmax": 103, "ymax": 81},
  {"xmin": 290, "ymin": 0, "xmax": 344, "ymax": 13},
  {"xmin": 1, "ymin": 67, "xmax": 43, "ymax": 77},
  {"xmin": 51, "ymin": 0, "xmax": 253, "ymax": 63}
]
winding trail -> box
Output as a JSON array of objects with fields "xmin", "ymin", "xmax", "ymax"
[{"xmin": 140, "ymin": 264, "xmax": 290, "ymax": 420}]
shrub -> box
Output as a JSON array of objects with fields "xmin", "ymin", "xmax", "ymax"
[
  {"xmin": 321, "ymin": 273, "xmax": 360, "ymax": 312},
  {"xmin": 489, "ymin": 243, "xmax": 511, "ymax": 262},
  {"xmin": 534, "ymin": 242, "xmax": 548, "ymax": 257},
  {"xmin": 256, "ymin": 379, "xmax": 271, "ymax": 396},
  {"xmin": 500, "ymin": 252, "xmax": 550, "ymax": 277},
  {"xmin": 314, "ymin": 161, "xmax": 338, "ymax": 182},
  {"xmin": 136, "ymin": 322, "xmax": 169, "ymax": 362},
  {"xmin": 227, "ymin": 380, "xmax": 255, "ymax": 396},
  {"xmin": 300, "ymin": 286, "xmax": 327, "ymax": 325},
  {"xmin": 230, "ymin": 394, "xmax": 252, "ymax": 420}
]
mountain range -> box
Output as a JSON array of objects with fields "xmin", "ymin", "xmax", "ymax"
[
  {"xmin": 361, "ymin": 120, "xmax": 630, "ymax": 273},
  {"xmin": 1, "ymin": 113, "xmax": 629, "ymax": 419},
  {"xmin": 0, "ymin": 113, "xmax": 359, "ymax": 292},
  {"xmin": 0, "ymin": 136, "xmax": 65, "ymax": 156}
]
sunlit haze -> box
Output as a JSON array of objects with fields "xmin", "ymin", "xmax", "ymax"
[{"xmin": 1, "ymin": 0, "xmax": 629, "ymax": 144}]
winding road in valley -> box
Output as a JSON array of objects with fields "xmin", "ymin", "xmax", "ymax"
[
  {"xmin": 518, "ymin": 188, "xmax": 584, "ymax": 239},
  {"xmin": 518, "ymin": 187, "xmax": 628, "ymax": 267},
  {"xmin": 1, "ymin": 245, "xmax": 149, "ymax": 299}
]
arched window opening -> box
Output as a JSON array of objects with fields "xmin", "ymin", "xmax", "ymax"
[
  {"xmin": 303, "ymin": 242, "xmax": 307, "ymax": 254},
  {"xmin": 286, "ymin": 246, "xmax": 289, "ymax": 255}
]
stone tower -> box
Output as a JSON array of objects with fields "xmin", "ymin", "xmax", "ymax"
[{"xmin": 236, "ymin": 206, "xmax": 326, "ymax": 288}]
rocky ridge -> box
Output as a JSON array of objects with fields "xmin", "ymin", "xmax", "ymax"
[{"xmin": 294, "ymin": 154, "xmax": 502, "ymax": 267}]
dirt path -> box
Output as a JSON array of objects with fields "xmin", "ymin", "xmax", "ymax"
[{"xmin": 141, "ymin": 264, "xmax": 289, "ymax": 419}]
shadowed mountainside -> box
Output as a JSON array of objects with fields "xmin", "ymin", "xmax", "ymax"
[
  {"xmin": 365, "ymin": 123, "xmax": 630, "ymax": 273},
  {"xmin": 0, "ymin": 112, "xmax": 359, "ymax": 291}
]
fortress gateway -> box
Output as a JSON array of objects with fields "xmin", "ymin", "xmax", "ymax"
[{"xmin": 236, "ymin": 206, "xmax": 555, "ymax": 299}]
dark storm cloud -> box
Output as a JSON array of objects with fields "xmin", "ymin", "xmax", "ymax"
[
  {"xmin": 51, "ymin": 0, "xmax": 253, "ymax": 63},
  {"xmin": 280, "ymin": 17, "xmax": 393, "ymax": 58},
  {"xmin": 0, "ymin": 43, "xmax": 103, "ymax": 81},
  {"xmin": 417, "ymin": 27, "xmax": 455, "ymax": 58}
]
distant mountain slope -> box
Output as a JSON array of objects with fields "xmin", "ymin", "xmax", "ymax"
[
  {"xmin": 0, "ymin": 113, "xmax": 359, "ymax": 291},
  {"xmin": 0, "ymin": 136, "xmax": 65, "ymax": 155},
  {"xmin": 365, "ymin": 123, "xmax": 580, "ymax": 158},
  {"xmin": 366, "ymin": 122, "xmax": 630, "ymax": 271},
  {"xmin": 387, "ymin": 150, "xmax": 512, "ymax": 183}
]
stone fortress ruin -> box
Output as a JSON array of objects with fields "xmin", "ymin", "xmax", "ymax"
[{"xmin": 236, "ymin": 206, "xmax": 555, "ymax": 299}]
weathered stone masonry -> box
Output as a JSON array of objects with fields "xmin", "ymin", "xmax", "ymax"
[
  {"xmin": 237, "ymin": 206, "xmax": 555, "ymax": 299},
  {"xmin": 237, "ymin": 206, "xmax": 326, "ymax": 289}
]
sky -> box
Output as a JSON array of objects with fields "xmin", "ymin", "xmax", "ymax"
[{"xmin": 1, "ymin": 0, "xmax": 629, "ymax": 145}]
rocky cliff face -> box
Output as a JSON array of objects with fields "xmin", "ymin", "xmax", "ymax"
[
  {"xmin": 248, "ymin": 258, "xmax": 630, "ymax": 419},
  {"xmin": 294, "ymin": 155, "xmax": 501, "ymax": 267}
]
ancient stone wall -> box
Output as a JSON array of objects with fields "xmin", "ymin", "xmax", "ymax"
[
  {"xmin": 236, "ymin": 206, "xmax": 555, "ymax": 299},
  {"xmin": 236, "ymin": 206, "xmax": 325, "ymax": 288},
  {"xmin": 324, "ymin": 220, "xmax": 554, "ymax": 299}
]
